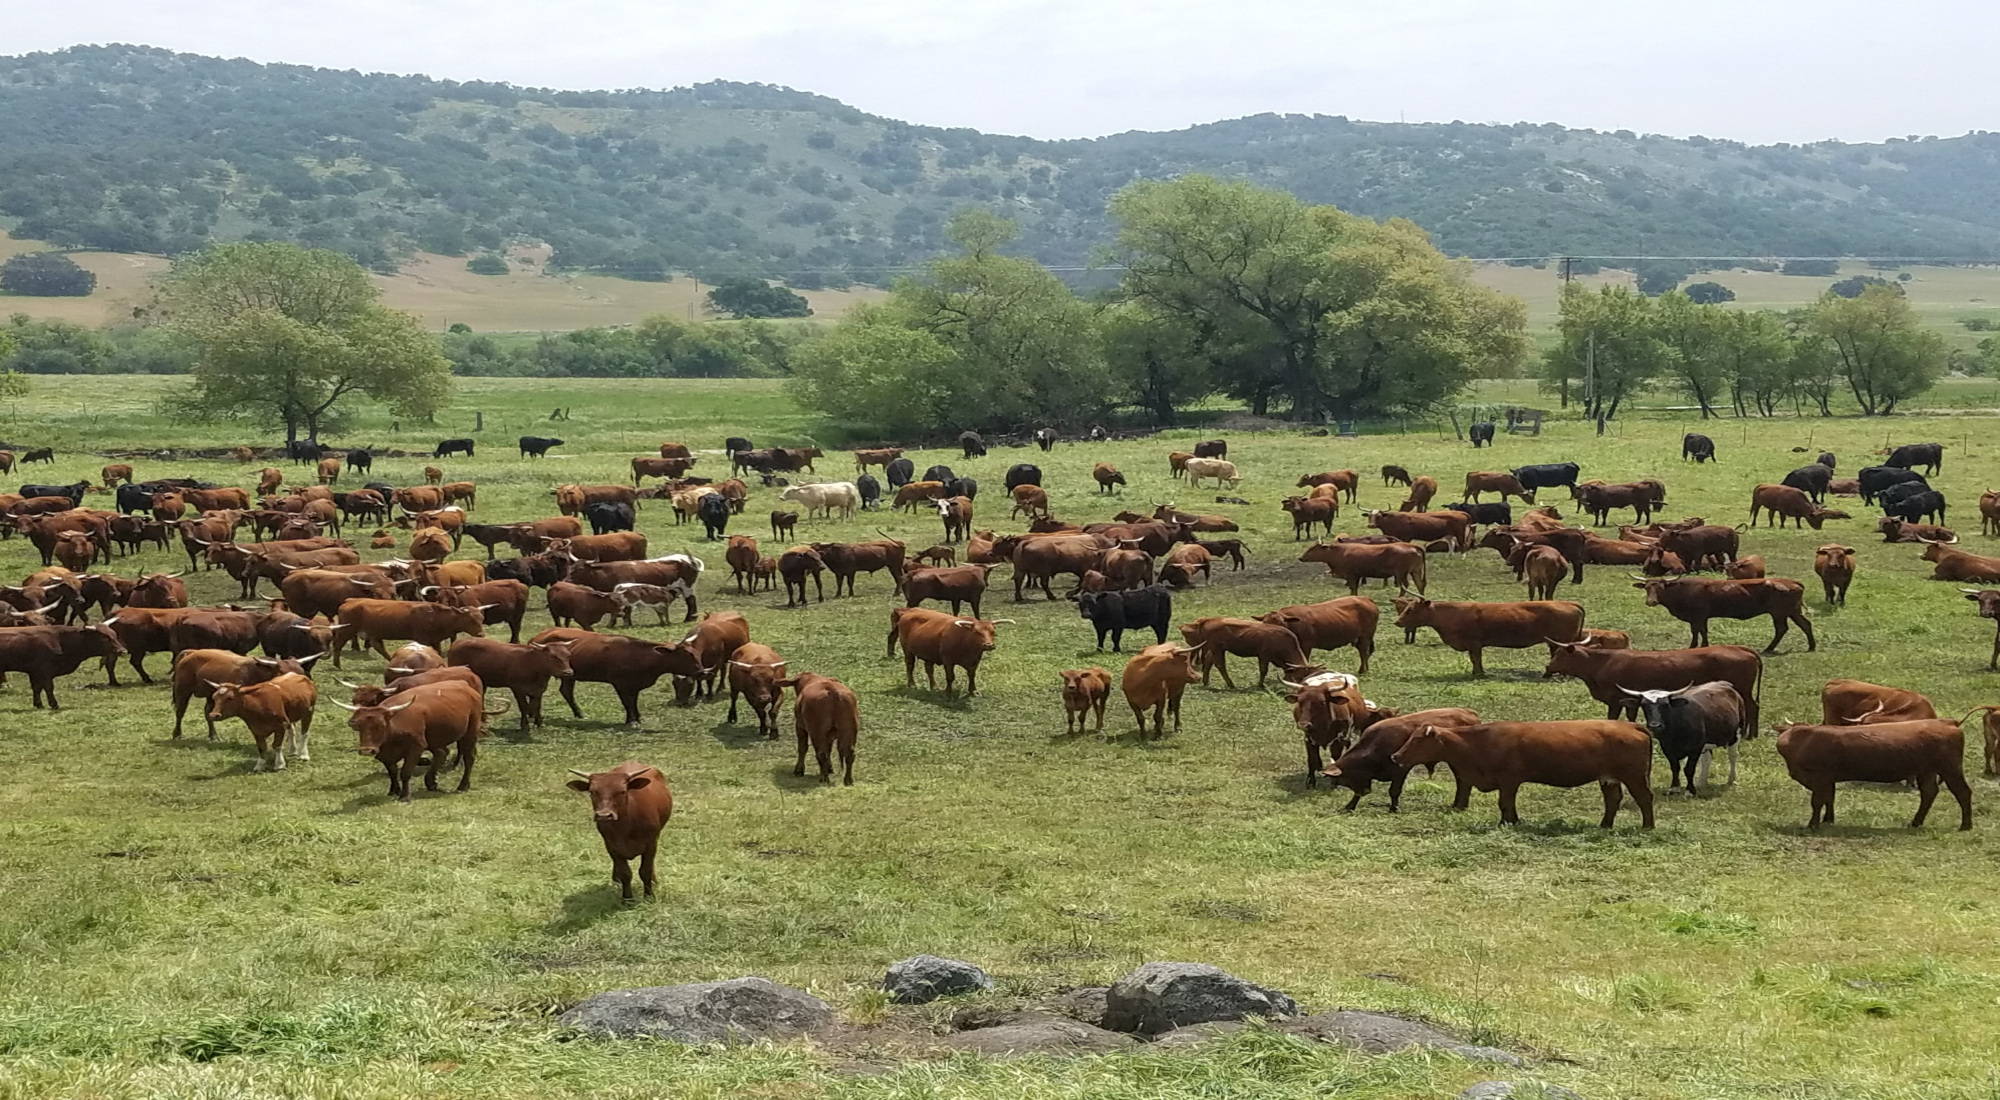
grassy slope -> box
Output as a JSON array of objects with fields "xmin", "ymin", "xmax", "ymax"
[{"xmin": 2, "ymin": 378, "xmax": 1999, "ymax": 1099}]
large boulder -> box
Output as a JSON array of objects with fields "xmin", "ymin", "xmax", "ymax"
[
  {"xmin": 1101, "ymin": 962, "xmax": 1299, "ymax": 1034},
  {"xmin": 945, "ymin": 1012, "xmax": 1135, "ymax": 1056},
  {"xmin": 1295, "ymin": 1010, "xmax": 1522, "ymax": 1065},
  {"xmin": 558, "ymin": 977, "xmax": 833, "ymax": 1044},
  {"xmin": 882, "ymin": 955, "xmax": 992, "ymax": 1004}
]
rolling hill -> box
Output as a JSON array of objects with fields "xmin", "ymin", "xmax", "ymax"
[{"xmin": 6, "ymin": 43, "xmax": 2000, "ymax": 292}]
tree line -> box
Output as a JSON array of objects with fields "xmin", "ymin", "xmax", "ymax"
[{"xmin": 1541, "ymin": 282, "xmax": 1960, "ymax": 419}]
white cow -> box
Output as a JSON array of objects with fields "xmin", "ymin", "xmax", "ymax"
[
  {"xmin": 1184, "ymin": 458, "xmax": 1241, "ymax": 490},
  {"xmin": 778, "ymin": 482, "xmax": 859, "ymax": 520}
]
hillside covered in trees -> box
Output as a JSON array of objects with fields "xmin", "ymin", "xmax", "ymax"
[{"xmin": 6, "ymin": 45, "xmax": 2000, "ymax": 285}]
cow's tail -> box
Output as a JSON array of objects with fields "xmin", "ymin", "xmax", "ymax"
[
  {"xmin": 1951, "ymin": 705, "xmax": 2000, "ymax": 727},
  {"xmin": 1409, "ymin": 551, "xmax": 1429, "ymax": 595},
  {"xmin": 1745, "ymin": 657, "xmax": 1765, "ymax": 739}
]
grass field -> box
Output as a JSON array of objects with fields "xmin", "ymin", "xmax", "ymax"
[{"xmin": 5, "ymin": 378, "xmax": 2000, "ymax": 1099}]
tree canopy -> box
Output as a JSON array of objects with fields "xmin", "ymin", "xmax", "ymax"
[
  {"xmin": 1809, "ymin": 285, "xmax": 1945, "ymax": 415},
  {"xmin": 161, "ymin": 242, "xmax": 450, "ymax": 440},
  {"xmin": 707, "ymin": 278, "xmax": 812, "ymax": 319},
  {"xmin": 0, "ymin": 252, "xmax": 96, "ymax": 297}
]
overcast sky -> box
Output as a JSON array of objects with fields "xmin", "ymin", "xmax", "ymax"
[{"xmin": 12, "ymin": 0, "xmax": 1995, "ymax": 144}]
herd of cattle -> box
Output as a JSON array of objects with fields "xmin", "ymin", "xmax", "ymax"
[{"xmin": 3, "ymin": 427, "xmax": 1995, "ymax": 899}]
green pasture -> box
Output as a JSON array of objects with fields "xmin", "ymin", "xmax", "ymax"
[{"xmin": 4, "ymin": 377, "xmax": 2000, "ymax": 1098}]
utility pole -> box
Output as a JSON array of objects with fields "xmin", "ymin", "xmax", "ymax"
[
  {"xmin": 1557, "ymin": 257, "xmax": 1573, "ymax": 407},
  {"xmin": 1589, "ymin": 328, "xmax": 1605, "ymax": 436}
]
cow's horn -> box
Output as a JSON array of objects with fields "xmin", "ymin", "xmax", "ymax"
[
  {"xmin": 568, "ymin": 768, "xmax": 592, "ymax": 779},
  {"xmin": 337, "ymin": 678, "xmax": 363, "ymax": 689}
]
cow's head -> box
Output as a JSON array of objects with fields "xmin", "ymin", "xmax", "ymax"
[
  {"xmin": 1390, "ymin": 595, "xmax": 1431, "ymax": 627},
  {"xmin": 1389, "ymin": 725, "xmax": 1452, "ymax": 770},
  {"xmin": 336, "ymin": 697, "xmax": 415, "ymax": 754},
  {"xmin": 1964, "ymin": 588, "xmax": 2000, "ymax": 619}
]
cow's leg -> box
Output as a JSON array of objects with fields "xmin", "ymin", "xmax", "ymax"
[
  {"xmin": 727, "ymin": 685, "xmax": 741, "ymax": 723},
  {"xmin": 611, "ymin": 854, "xmax": 634, "ymax": 901},
  {"xmin": 1944, "ymin": 771, "xmax": 1975, "ymax": 830},
  {"xmin": 1497, "ymin": 784, "xmax": 1521, "ymax": 824},
  {"xmin": 1911, "ymin": 773, "xmax": 1941, "ymax": 828},
  {"xmin": 1694, "ymin": 747, "xmax": 1712, "ymax": 792},
  {"xmin": 964, "ymin": 666, "xmax": 977, "ymax": 698},
  {"xmin": 1467, "ymin": 648, "xmax": 1485, "ymax": 676},
  {"xmin": 1765, "ymin": 613, "xmax": 1789, "ymax": 653},
  {"xmin": 1214, "ymin": 654, "xmax": 1235, "ymax": 689},
  {"xmin": 1795, "ymin": 613, "xmax": 1816, "ymax": 652},
  {"xmin": 904, "ymin": 652, "xmax": 916, "ymax": 687},
  {"xmin": 1169, "ymin": 693, "xmax": 1182, "ymax": 733},
  {"xmin": 1093, "ymin": 697, "xmax": 1106, "ymax": 732},
  {"xmin": 1598, "ymin": 780, "xmax": 1622, "ymax": 827},
  {"xmin": 455, "ymin": 735, "xmax": 476, "ymax": 791},
  {"xmin": 638, "ymin": 842, "xmax": 658, "ymax": 897},
  {"xmin": 1627, "ymin": 775, "xmax": 1655, "ymax": 828},
  {"xmin": 1306, "ymin": 740, "xmax": 1324, "ymax": 787},
  {"xmin": 130, "ymin": 652, "xmax": 152, "ymax": 685},
  {"xmin": 1130, "ymin": 702, "xmax": 1147, "ymax": 737},
  {"xmin": 251, "ymin": 731, "xmax": 270, "ymax": 772},
  {"xmin": 942, "ymin": 665, "xmax": 957, "ymax": 695},
  {"xmin": 793, "ymin": 725, "xmax": 809, "ymax": 776}
]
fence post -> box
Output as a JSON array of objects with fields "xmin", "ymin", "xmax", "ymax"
[{"xmin": 474, "ymin": 411, "xmax": 484, "ymax": 433}]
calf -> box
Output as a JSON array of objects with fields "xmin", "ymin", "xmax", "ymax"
[
  {"xmin": 1324, "ymin": 707, "xmax": 1482, "ymax": 811},
  {"xmin": 1400, "ymin": 475, "xmax": 1438, "ymax": 512},
  {"xmin": 1814, "ymin": 544, "xmax": 1856, "ymax": 606},
  {"xmin": 1059, "ymin": 666, "xmax": 1112, "ymax": 734},
  {"xmin": 1392, "ymin": 720, "xmax": 1655, "ymax": 828},
  {"xmin": 1121, "ymin": 642, "xmax": 1200, "ymax": 738},
  {"xmin": 1520, "ymin": 543, "xmax": 1565, "ymax": 600},
  {"xmin": 1776, "ymin": 719, "xmax": 1972, "ymax": 830},
  {"xmin": 1093, "ymin": 463, "xmax": 1126, "ymax": 494},
  {"xmin": 725, "ymin": 642, "xmax": 789, "ymax": 739},
  {"xmin": 778, "ymin": 546, "xmax": 825, "ymax": 607},
  {"xmin": 1627, "ymin": 681, "xmax": 1747, "ymax": 792},
  {"xmin": 783, "ymin": 672, "xmax": 860, "ymax": 784},
  {"xmin": 567, "ymin": 762, "xmax": 674, "ymax": 900},
  {"xmin": 770, "ymin": 510, "xmax": 798, "ymax": 541},
  {"xmin": 1381, "ymin": 464, "xmax": 1412, "ymax": 487},
  {"xmin": 1195, "ymin": 538, "xmax": 1247, "ymax": 570},
  {"xmin": 206, "ymin": 673, "xmax": 318, "ymax": 772}
]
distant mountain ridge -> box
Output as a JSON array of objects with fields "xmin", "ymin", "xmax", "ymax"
[{"xmin": 3, "ymin": 44, "xmax": 1999, "ymax": 285}]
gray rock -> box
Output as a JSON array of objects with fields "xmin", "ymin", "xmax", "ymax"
[
  {"xmin": 1460, "ymin": 1083, "xmax": 1581, "ymax": 1100},
  {"xmin": 945, "ymin": 1012, "xmax": 1135, "ymax": 1055},
  {"xmin": 1048, "ymin": 986, "xmax": 1109, "ymax": 1027},
  {"xmin": 1295, "ymin": 1010, "xmax": 1523, "ymax": 1066},
  {"xmin": 559, "ymin": 977, "xmax": 833, "ymax": 1044},
  {"xmin": 883, "ymin": 954, "xmax": 992, "ymax": 1004},
  {"xmin": 1102, "ymin": 962, "xmax": 1299, "ymax": 1034},
  {"xmin": 1147, "ymin": 1020, "xmax": 1243, "ymax": 1048}
]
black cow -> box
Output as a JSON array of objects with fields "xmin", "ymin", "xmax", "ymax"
[
  {"xmin": 724, "ymin": 436, "xmax": 753, "ymax": 455},
  {"xmin": 1858, "ymin": 465, "xmax": 1927, "ymax": 505},
  {"xmin": 1629, "ymin": 680, "xmax": 1746, "ymax": 793},
  {"xmin": 1034, "ymin": 428, "xmax": 1057, "ymax": 452},
  {"xmin": 959, "ymin": 431, "xmax": 986, "ymax": 459},
  {"xmin": 698, "ymin": 492, "xmax": 730, "ymax": 540},
  {"xmin": 434, "ymin": 438, "xmax": 475, "ymax": 459},
  {"xmin": 1878, "ymin": 480, "xmax": 1931, "ymax": 510},
  {"xmin": 1883, "ymin": 489, "xmax": 1947, "ymax": 525},
  {"xmin": 1681, "ymin": 433, "xmax": 1716, "ymax": 463},
  {"xmin": 283, "ymin": 440, "xmax": 325, "ymax": 464},
  {"xmin": 1469, "ymin": 422, "xmax": 1495, "ymax": 447},
  {"xmin": 1781, "ymin": 464, "xmax": 1833, "ymax": 503},
  {"xmin": 1511, "ymin": 462, "xmax": 1581, "ymax": 499},
  {"xmin": 922, "ymin": 464, "xmax": 956, "ymax": 485},
  {"xmin": 21, "ymin": 481, "xmax": 87, "ymax": 504},
  {"xmin": 885, "ymin": 457, "xmax": 914, "ymax": 489},
  {"xmin": 1193, "ymin": 440, "xmax": 1228, "ymax": 459},
  {"xmin": 1074, "ymin": 585, "xmax": 1172, "ymax": 653},
  {"xmin": 363, "ymin": 481, "xmax": 397, "ymax": 502},
  {"xmin": 1443, "ymin": 501, "xmax": 1511, "ymax": 526},
  {"xmin": 1816, "ymin": 451, "xmax": 1836, "ymax": 470},
  {"xmin": 486, "ymin": 552, "xmax": 569, "ymax": 588},
  {"xmin": 944, "ymin": 476, "xmax": 978, "ymax": 501},
  {"xmin": 346, "ymin": 449, "xmax": 373, "ymax": 475},
  {"xmin": 584, "ymin": 501, "xmax": 635, "ymax": 535},
  {"xmin": 1886, "ymin": 442, "xmax": 1944, "ymax": 476},
  {"xmin": 1005, "ymin": 464, "xmax": 1042, "ymax": 490},
  {"xmin": 116, "ymin": 483, "xmax": 157, "ymax": 515},
  {"xmin": 856, "ymin": 473, "xmax": 882, "ymax": 511},
  {"xmin": 519, "ymin": 436, "xmax": 564, "ymax": 458}
]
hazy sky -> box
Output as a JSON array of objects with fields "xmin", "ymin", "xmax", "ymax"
[{"xmin": 12, "ymin": 0, "xmax": 1996, "ymax": 144}]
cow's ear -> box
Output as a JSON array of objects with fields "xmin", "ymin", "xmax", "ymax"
[
  {"xmin": 625, "ymin": 775, "xmax": 651, "ymax": 790},
  {"xmin": 565, "ymin": 779, "xmax": 591, "ymax": 792},
  {"xmin": 1281, "ymin": 693, "xmax": 1299, "ymax": 704}
]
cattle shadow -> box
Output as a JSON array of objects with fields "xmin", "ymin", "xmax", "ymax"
[
  {"xmin": 547, "ymin": 885, "xmax": 630, "ymax": 933},
  {"xmin": 769, "ymin": 763, "xmax": 839, "ymax": 790},
  {"xmin": 882, "ymin": 685, "xmax": 975, "ymax": 711},
  {"xmin": 706, "ymin": 720, "xmax": 770, "ymax": 750}
]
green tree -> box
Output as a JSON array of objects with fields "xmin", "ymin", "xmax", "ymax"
[
  {"xmin": 161, "ymin": 242, "xmax": 450, "ymax": 441},
  {"xmin": 1632, "ymin": 261, "xmax": 1693, "ymax": 296},
  {"xmin": 1098, "ymin": 302, "xmax": 1214, "ymax": 426},
  {"xmin": 0, "ymin": 252, "xmax": 97, "ymax": 296},
  {"xmin": 1781, "ymin": 259, "xmax": 1839, "ymax": 277},
  {"xmin": 465, "ymin": 254, "xmax": 509, "ymax": 275},
  {"xmin": 1808, "ymin": 286, "xmax": 1945, "ymax": 415},
  {"xmin": 1717, "ymin": 310, "xmax": 1795, "ymax": 416},
  {"xmin": 1539, "ymin": 284, "xmax": 1666, "ymax": 420},
  {"xmin": 706, "ymin": 278, "xmax": 812, "ymax": 319},
  {"xmin": 1683, "ymin": 281, "xmax": 1736, "ymax": 304},
  {"xmin": 1652, "ymin": 292, "xmax": 1733, "ymax": 418},
  {"xmin": 1829, "ymin": 274, "xmax": 1897, "ymax": 299},
  {"xmin": 0, "ymin": 369, "xmax": 29, "ymax": 424}
]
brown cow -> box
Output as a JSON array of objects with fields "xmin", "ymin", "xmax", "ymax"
[
  {"xmin": 316, "ymin": 456, "xmax": 342, "ymax": 484},
  {"xmin": 894, "ymin": 608, "xmax": 1006, "ymax": 696},
  {"xmin": 207, "ymin": 673, "xmax": 319, "ymax": 771},
  {"xmin": 1966, "ymin": 588, "xmax": 2000, "ymax": 670},
  {"xmin": 725, "ymin": 642, "xmax": 789, "ymax": 738},
  {"xmin": 552, "ymin": 532, "xmax": 649, "ymax": 563},
  {"xmin": 276, "ymin": 567, "xmax": 398, "ymax": 621},
  {"xmin": 439, "ymin": 481, "xmax": 477, "ymax": 510},
  {"xmin": 1400, "ymin": 475, "xmax": 1438, "ymax": 512},
  {"xmin": 547, "ymin": 581, "xmax": 632, "ymax": 630},
  {"xmin": 1577, "ymin": 628, "xmax": 1631, "ymax": 649},
  {"xmin": 1121, "ymin": 641, "xmax": 1200, "ymax": 738},
  {"xmin": 532, "ymin": 628, "xmax": 701, "ymax": 726},
  {"xmin": 1260, "ymin": 596, "xmax": 1378, "ymax": 674},
  {"xmin": 770, "ymin": 510, "xmax": 798, "ymax": 541},
  {"xmin": 1543, "ymin": 641, "xmax": 1762, "ymax": 735},
  {"xmin": 903, "ymin": 563, "xmax": 994, "ymax": 617},
  {"xmin": 1167, "ymin": 451, "xmax": 1194, "ymax": 480},
  {"xmin": 659, "ymin": 442, "xmax": 693, "ymax": 459},
  {"xmin": 337, "ymin": 599, "xmax": 488, "ymax": 658},
  {"xmin": 1159, "ymin": 543, "xmax": 1212, "ymax": 589},
  {"xmin": 893, "ymin": 481, "xmax": 948, "ymax": 512},
  {"xmin": 1005, "ymin": 534, "xmax": 1109, "ymax": 601},
  {"xmin": 1093, "ymin": 463, "xmax": 1126, "ymax": 494},
  {"xmin": 1880, "ymin": 517, "xmax": 1956, "ymax": 543},
  {"xmin": 724, "ymin": 535, "xmax": 760, "ymax": 593},
  {"xmin": 1281, "ymin": 496, "xmax": 1338, "ymax": 540},
  {"xmin": 1464, "ymin": 471, "xmax": 1532, "ymax": 503},
  {"xmin": 1178, "ymin": 616, "xmax": 1307, "ymax": 688},
  {"xmin": 447, "ymin": 636, "xmax": 574, "ymax": 733},
  {"xmin": 672, "ymin": 611, "xmax": 751, "ymax": 702},
  {"xmin": 1059, "ymin": 666, "xmax": 1112, "ymax": 734},
  {"xmin": 564, "ymin": 555, "xmax": 702, "ymax": 622},
  {"xmin": 1634, "ymin": 576, "xmax": 1815, "ymax": 652},
  {"xmin": 1748, "ymin": 483, "xmax": 1848, "ymax": 529},
  {"xmin": 1573, "ymin": 481, "xmax": 1663, "ymax": 526},
  {"xmin": 778, "ymin": 546, "xmax": 824, "ymax": 607},
  {"xmin": 1395, "ymin": 596, "xmax": 1585, "ymax": 675},
  {"xmin": 1393, "ymin": 719, "xmax": 1655, "ymax": 828},
  {"xmin": 421, "ymin": 578, "xmax": 530, "ymax": 644},
  {"xmin": 853, "ymin": 447, "xmax": 902, "ymax": 472},
  {"xmin": 783, "ymin": 672, "xmax": 859, "ymax": 785},
  {"xmin": 100, "ymin": 463, "xmax": 134, "ymax": 487},
  {"xmin": 1280, "ymin": 670, "xmax": 1369, "ymax": 781},
  {"xmin": 1521, "ymin": 543, "xmax": 1566, "ymax": 600},
  {"xmin": 1010, "ymin": 484, "xmax": 1052, "ymax": 521},
  {"xmin": 1324, "ymin": 707, "xmax": 1483, "ymax": 812},
  {"xmin": 813, "ymin": 537, "xmax": 908, "ymax": 597},
  {"xmin": 566, "ymin": 761, "xmax": 673, "ymax": 900},
  {"xmin": 1822, "ymin": 678, "xmax": 1936, "ymax": 725},
  {"xmin": 1775, "ymin": 719, "xmax": 1972, "ymax": 830},
  {"xmin": 423, "ymin": 465, "xmax": 444, "ymax": 486},
  {"xmin": 1923, "ymin": 542, "xmax": 2000, "ymax": 583},
  {"xmin": 0, "ymin": 623, "xmax": 126, "ymax": 708},
  {"xmin": 1983, "ymin": 489, "xmax": 2000, "ymax": 537},
  {"xmin": 1298, "ymin": 540, "xmax": 1426, "ymax": 596},
  {"xmin": 337, "ymin": 681, "xmax": 500, "ymax": 802}
]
